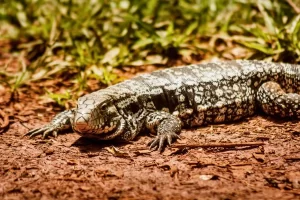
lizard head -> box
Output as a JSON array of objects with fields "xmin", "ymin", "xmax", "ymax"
[{"xmin": 72, "ymin": 94, "xmax": 123, "ymax": 139}]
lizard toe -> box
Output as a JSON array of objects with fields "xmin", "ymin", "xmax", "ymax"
[
  {"xmin": 148, "ymin": 137, "xmax": 159, "ymax": 150},
  {"xmin": 158, "ymin": 134, "xmax": 167, "ymax": 153},
  {"xmin": 42, "ymin": 127, "xmax": 56, "ymax": 139}
]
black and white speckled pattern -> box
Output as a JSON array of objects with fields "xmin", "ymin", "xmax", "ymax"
[{"xmin": 27, "ymin": 60, "xmax": 300, "ymax": 151}]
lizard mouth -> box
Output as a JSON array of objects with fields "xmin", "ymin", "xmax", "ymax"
[
  {"xmin": 74, "ymin": 116, "xmax": 125, "ymax": 140},
  {"xmin": 75, "ymin": 124, "xmax": 117, "ymax": 137}
]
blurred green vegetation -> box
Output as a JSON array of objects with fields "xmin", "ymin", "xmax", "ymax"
[{"xmin": 0, "ymin": 0, "xmax": 299, "ymax": 105}]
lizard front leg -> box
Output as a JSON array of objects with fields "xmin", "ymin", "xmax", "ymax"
[
  {"xmin": 26, "ymin": 109, "xmax": 75, "ymax": 138},
  {"xmin": 146, "ymin": 111, "xmax": 182, "ymax": 152}
]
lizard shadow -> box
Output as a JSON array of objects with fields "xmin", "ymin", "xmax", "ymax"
[{"xmin": 71, "ymin": 136, "xmax": 145, "ymax": 153}]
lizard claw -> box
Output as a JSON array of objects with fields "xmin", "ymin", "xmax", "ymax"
[{"xmin": 148, "ymin": 132, "xmax": 180, "ymax": 153}]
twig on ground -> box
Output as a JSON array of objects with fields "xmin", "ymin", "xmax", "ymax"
[{"xmin": 284, "ymin": 156, "xmax": 300, "ymax": 161}]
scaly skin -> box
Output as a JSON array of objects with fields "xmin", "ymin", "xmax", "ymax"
[{"xmin": 26, "ymin": 60, "xmax": 300, "ymax": 152}]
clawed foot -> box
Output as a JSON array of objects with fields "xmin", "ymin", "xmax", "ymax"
[
  {"xmin": 145, "ymin": 111, "xmax": 182, "ymax": 152},
  {"xmin": 25, "ymin": 125, "xmax": 59, "ymax": 139},
  {"xmin": 148, "ymin": 132, "xmax": 180, "ymax": 153},
  {"xmin": 24, "ymin": 110, "xmax": 74, "ymax": 139}
]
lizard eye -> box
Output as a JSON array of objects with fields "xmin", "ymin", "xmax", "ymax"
[{"xmin": 100, "ymin": 103, "xmax": 107, "ymax": 111}]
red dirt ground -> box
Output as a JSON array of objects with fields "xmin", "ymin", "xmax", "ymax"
[{"xmin": 0, "ymin": 59, "xmax": 300, "ymax": 200}]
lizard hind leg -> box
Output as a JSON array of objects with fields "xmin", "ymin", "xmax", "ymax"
[
  {"xmin": 146, "ymin": 111, "xmax": 182, "ymax": 152},
  {"xmin": 256, "ymin": 81, "xmax": 300, "ymax": 118}
]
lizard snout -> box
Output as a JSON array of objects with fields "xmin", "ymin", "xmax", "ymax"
[{"xmin": 73, "ymin": 115, "xmax": 89, "ymax": 133}]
